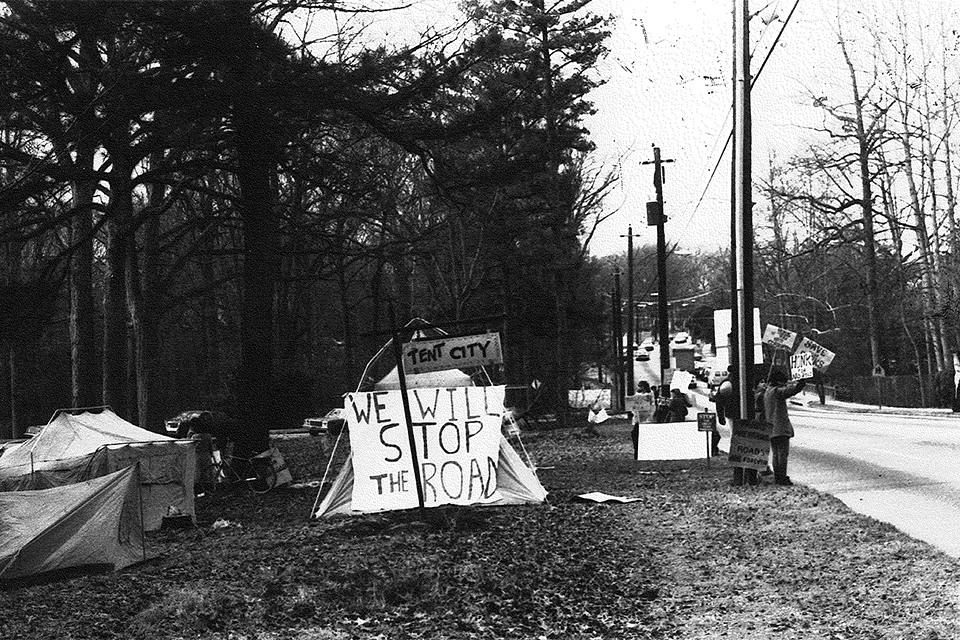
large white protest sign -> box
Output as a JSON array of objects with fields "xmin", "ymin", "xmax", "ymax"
[
  {"xmin": 401, "ymin": 333, "xmax": 503, "ymax": 375},
  {"xmin": 762, "ymin": 324, "xmax": 798, "ymax": 351},
  {"xmin": 345, "ymin": 386, "xmax": 505, "ymax": 512},
  {"xmin": 795, "ymin": 337, "xmax": 836, "ymax": 371},
  {"xmin": 713, "ymin": 308, "xmax": 762, "ymax": 370}
]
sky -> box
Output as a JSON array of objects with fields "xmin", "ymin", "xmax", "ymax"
[{"xmin": 306, "ymin": 0, "xmax": 956, "ymax": 256}]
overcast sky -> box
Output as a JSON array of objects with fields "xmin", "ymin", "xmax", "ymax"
[{"xmin": 321, "ymin": 0, "xmax": 958, "ymax": 256}]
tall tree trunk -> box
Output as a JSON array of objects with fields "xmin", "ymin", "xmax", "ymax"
[
  {"xmin": 227, "ymin": 2, "xmax": 278, "ymax": 455},
  {"xmin": 102, "ymin": 204, "xmax": 128, "ymax": 418},
  {"xmin": 68, "ymin": 147, "xmax": 99, "ymax": 408},
  {"xmin": 840, "ymin": 37, "xmax": 883, "ymax": 371}
]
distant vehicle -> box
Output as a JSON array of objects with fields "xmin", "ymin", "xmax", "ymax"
[
  {"xmin": 302, "ymin": 408, "xmax": 346, "ymax": 436},
  {"xmin": 688, "ymin": 378, "xmax": 698, "ymax": 390},
  {"xmin": 673, "ymin": 331, "xmax": 691, "ymax": 345},
  {"xmin": 165, "ymin": 410, "xmax": 237, "ymax": 439},
  {"xmin": 640, "ymin": 339, "xmax": 655, "ymax": 352},
  {"xmin": 707, "ymin": 369, "xmax": 729, "ymax": 390},
  {"xmin": 636, "ymin": 352, "xmax": 650, "ymax": 362}
]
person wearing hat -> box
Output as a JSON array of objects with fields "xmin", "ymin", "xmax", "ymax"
[{"xmin": 762, "ymin": 369, "xmax": 806, "ymax": 486}]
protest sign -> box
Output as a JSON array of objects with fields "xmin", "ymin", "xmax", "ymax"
[
  {"xmin": 401, "ymin": 333, "xmax": 503, "ymax": 375},
  {"xmin": 790, "ymin": 352, "xmax": 815, "ymax": 380},
  {"xmin": 794, "ymin": 337, "xmax": 836, "ymax": 371},
  {"xmin": 345, "ymin": 386, "xmax": 505, "ymax": 512},
  {"xmin": 727, "ymin": 420, "xmax": 771, "ymax": 470},
  {"xmin": 669, "ymin": 369, "xmax": 694, "ymax": 391},
  {"xmin": 761, "ymin": 324, "xmax": 798, "ymax": 351}
]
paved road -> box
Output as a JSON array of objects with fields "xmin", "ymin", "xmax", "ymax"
[
  {"xmin": 632, "ymin": 350, "xmax": 960, "ymax": 557},
  {"xmin": 786, "ymin": 403, "xmax": 960, "ymax": 558}
]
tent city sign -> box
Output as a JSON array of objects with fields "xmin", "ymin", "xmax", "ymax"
[{"xmin": 401, "ymin": 332, "xmax": 503, "ymax": 374}]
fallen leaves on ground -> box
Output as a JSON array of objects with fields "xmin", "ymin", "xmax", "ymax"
[{"xmin": 1, "ymin": 422, "xmax": 959, "ymax": 639}]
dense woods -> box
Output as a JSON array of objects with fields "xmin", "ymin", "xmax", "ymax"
[
  {"xmin": 0, "ymin": 0, "xmax": 616, "ymax": 444},
  {"xmin": 5, "ymin": 1, "xmax": 960, "ymax": 447}
]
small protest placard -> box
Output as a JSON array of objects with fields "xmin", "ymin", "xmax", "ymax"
[
  {"xmin": 761, "ymin": 324, "xmax": 798, "ymax": 351},
  {"xmin": 669, "ymin": 369, "xmax": 694, "ymax": 391},
  {"xmin": 727, "ymin": 420, "xmax": 771, "ymax": 470},
  {"xmin": 401, "ymin": 332, "xmax": 503, "ymax": 375},
  {"xmin": 697, "ymin": 411, "xmax": 717, "ymax": 432},
  {"xmin": 790, "ymin": 352, "xmax": 815, "ymax": 380}
]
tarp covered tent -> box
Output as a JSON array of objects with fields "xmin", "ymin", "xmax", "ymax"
[
  {"xmin": 0, "ymin": 465, "xmax": 145, "ymax": 582},
  {"xmin": 0, "ymin": 409, "xmax": 196, "ymax": 531},
  {"xmin": 313, "ymin": 318, "xmax": 547, "ymax": 518}
]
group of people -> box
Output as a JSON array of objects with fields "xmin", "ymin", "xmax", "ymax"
[
  {"xmin": 715, "ymin": 367, "xmax": 805, "ymax": 486},
  {"xmin": 625, "ymin": 367, "xmax": 806, "ymax": 486},
  {"xmin": 624, "ymin": 381, "xmax": 693, "ymax": 456}
]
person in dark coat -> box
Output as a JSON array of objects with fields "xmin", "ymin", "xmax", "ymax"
[
  {"xmin": 763, "ymin": 369, "xmax": 806, "ymax": 486},
  {"xmin": 667, "ymin": 388, "xmax": 692, "ymax": 422}
]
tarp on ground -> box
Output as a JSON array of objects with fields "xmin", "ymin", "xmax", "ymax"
[
  {"xmin": 0, "ymin": 465, "xmax": 145, "ymax": 582},
  {"xmin": 0, "ymin": 409, "xmax": 195, "ymax": 531}
]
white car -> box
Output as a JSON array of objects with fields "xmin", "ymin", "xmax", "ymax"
[
  {"xmin": 640, "ymin": 339, "xmax": 655, "ymax": 352},
  {"xmin": 672, "ymin": 331, "xmax": 691, "ymax": 345}
]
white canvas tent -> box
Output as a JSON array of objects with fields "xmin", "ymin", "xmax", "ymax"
[
  {"xmin": 313, "ymin": 319, "xmax": 547, "ymax": 518},
  {"xmin": 0, "ymin": 409, "xmax": 196, "ymax": 531},
  {"xmin": 0, "ymin": 465, "xmax": 145, "ymax": 582}
]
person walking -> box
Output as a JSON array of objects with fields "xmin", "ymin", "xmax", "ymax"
[
  {"xmin": 763, "ymin": 369, "xmax": 806, "ymax": 486},
  {"xmin": 625, "ymin": 381, "xmax": 655, "ymax": 457}
]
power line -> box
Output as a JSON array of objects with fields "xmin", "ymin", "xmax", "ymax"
[{"xmin": 682, "ymin": 0, "xmax": 802, "ymax": 232}]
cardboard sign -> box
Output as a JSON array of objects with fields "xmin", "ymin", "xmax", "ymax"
[
  {"xmin": 790, "ymin": 352, "xmax": 815, "ymax": 380},
  {"xmin": 762, "ymin": 324, "xmax": 798, "ymax": 351},
  {"xmin": 401, "ymin": 333, "xmax": 503, "ymax": 375},
  {"xmin": 669, "ymin": 370, "xmax": 694, "ymax": 391},
  {"xmin": 794, "ymin": 337, "xmax": 836, "ymax": 371},
  {"xmin": 697, "ymin": 412, "xmax": 717, "ymax": 432},
  {"xmin": 727, "ymin": 420, "xmax": 771, "ymax": 470},
  {"xmin": 345, "ymin": 386, "xmax": 505, "ymax": 512}
]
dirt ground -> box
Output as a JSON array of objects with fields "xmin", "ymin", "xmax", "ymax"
[{"xmin": 2, "ymin": 419, "xmax": 959, "ymax": 639}]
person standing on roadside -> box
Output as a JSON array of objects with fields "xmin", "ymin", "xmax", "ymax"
[
  {"xmin": 763, "ymin": 369, "xmax": 806, "ymax": 486},
  {"xmin": 668, "ymin": 387, "xmax": 692, "ymax": 422},
  {"xmin": 625, "ymin": 380, "xmax": 656, "ymax": 457}
]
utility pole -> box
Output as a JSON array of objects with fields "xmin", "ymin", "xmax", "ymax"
[
  {"xmin": 621, "ymin": 226, "xmax": 641, "ymax": 394},
  {"xmin": 731, "ymin": 0, "xmax": 757, "ymax": 485},
  {"xmin": 642, "ymin": 146, "xmax": 675, "ymax": 393},
  {"xmin": 612, "ymin": 271, "xmax": 624, "ymax": 411}
]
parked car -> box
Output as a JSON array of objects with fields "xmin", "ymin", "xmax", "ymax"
[
  {"xmin": 640, "ymin": 339, "xmax": 655, "ymax": 352},
  {"xmin": 636, "ymin": 352, "xmax": 651, "ymax": 362},
  {"xmin": 672, "ymin": 331, "xmax": 691, "ymax": 345},
  {"xmin": 302, "ymin": 408, "xmax": 346, "ymax": 436},
  {"xmin": 707, "ymin": 369, "xmax": 729, "ymax": 390}
]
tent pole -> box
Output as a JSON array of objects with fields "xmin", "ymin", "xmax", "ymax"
[{"xmin": 389, "ymin": 304, "xmax": 426, "ymax": 511}]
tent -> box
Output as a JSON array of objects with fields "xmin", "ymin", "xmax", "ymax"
[
  {"xmin": 313, "ymin": 318, "xmax": 547, "ymax": 518},
  {"xmin": 0, "ymin": 409, "xmax": 196, "ymax": 531},
  {"xmin": 0, "ymin": 465, "xmax": 145, "ymax": 582}
]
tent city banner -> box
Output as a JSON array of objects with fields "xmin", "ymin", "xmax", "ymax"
[
  {"xmin": 345, "ymin": 385, "xmax": 506, "ymax": 512},
  {"xmin": 401, "ymin": 333, "xmax": 503, "ymax": 375}
]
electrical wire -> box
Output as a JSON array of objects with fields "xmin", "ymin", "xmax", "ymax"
[{"xmin": 679, "ymin": 0, "xmax": 802, "ymax": 236}]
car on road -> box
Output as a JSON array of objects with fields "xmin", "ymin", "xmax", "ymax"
[
  {"xmin": 640, "ymin": 339, "xmax": 655, "ymax": 352},
  {"xmin": 636, "ymin": 352, "xmax": 650, "ymax": 362},
  {"xmin": 302, "ymin": 408, "xmax": 346, "ymax": 436},
  {"xmin": 707, "ymin": 369, "xmax": 729, "ymax": 390},
  {"xmin": 672, "ymin": 331, "xmax": 691, "ymax": 345}
]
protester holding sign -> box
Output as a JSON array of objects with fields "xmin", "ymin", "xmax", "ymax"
[
  {"xmin": 625, "ymin": 380, "xmax": 656, "ymax": 457},
  {"xmin": 762, "ymin": 369, "xmax": 806, "ymax": 486}
]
